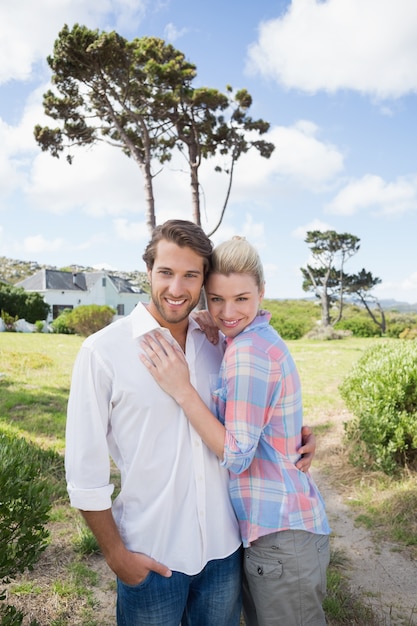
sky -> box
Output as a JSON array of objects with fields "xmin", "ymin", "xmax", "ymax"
[{"xmin": 0, "ymin": 0, "xmax": 416, "ymax": 303}]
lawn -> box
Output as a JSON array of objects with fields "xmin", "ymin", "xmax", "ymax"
[{"xmin": 0, "ymin": 332, "xmax": 414, "ymax": 625}]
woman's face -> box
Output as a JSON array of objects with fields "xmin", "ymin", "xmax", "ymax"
[{"xmin": 205, "ymin": 272, "xmax": 264, "ymax": 338}]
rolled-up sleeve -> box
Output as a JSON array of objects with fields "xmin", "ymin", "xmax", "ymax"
[{"xmin": 65, "ymin": 344, "xmax": 115, "ymax": 511}]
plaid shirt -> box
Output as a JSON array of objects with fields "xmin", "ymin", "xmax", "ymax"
[{"xmin": 213, "ymin": 311, "xmax": 330, "ymax": 547}]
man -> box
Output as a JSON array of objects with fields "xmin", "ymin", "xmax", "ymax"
[{"xmin": 65, "ymin": 219, "xmax": 314, "ymax": 626}]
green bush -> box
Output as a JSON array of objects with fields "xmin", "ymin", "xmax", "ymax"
[
  {"xmin": 339, "ymin": 341, "xmax": 417, "ymax": 474},
  {"xmin": 385, "ymin": 313, "xmax": 417, "ymax": 338},
  {"xmin": 1, "ymin": 311, "xmax": 18, "ymax": 332},
  {"xmin": 0, "ymin": 432, "xmax": 60, "ymax": 622},
  {"xmin": 270, "ymin": 315, "xmax": 312, "ymax": 340},
  {"xmin": 50, "ymin": 308, "xmax": 75, "ymax": 334},
  {"xmin": 400, "ymin": 327, "xmax": 417, "ymax": 340},
  {"xmin": 0, "ymin": 284, "xmax": 50, "ymax": 323},
  {"xmin": 334, "ymin": 316, "xmax": 382, "ymax": 337},
  {"xmin": 67, "ymin": 304, "xmax": 115, "ymax": 336},
  {"xmin": 264, "ymin": 299, "xmax": 318, "ymax": 340}
]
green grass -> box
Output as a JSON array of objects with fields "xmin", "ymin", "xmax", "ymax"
[
  {"xmin": 0, "ymin": 333, "xmax": 83, "ymax": 447},
  {"xmin": 1, "ymin": 332, "xmax": 415, "ymax": 625},
  {"xmin": 287, "ymin": 336, "xmax": 396, "ymax": 419}
]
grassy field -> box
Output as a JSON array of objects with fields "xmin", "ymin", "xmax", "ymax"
[{"xmin": 0, "ymin": 333, "xmax": 415, "ymax": 625}]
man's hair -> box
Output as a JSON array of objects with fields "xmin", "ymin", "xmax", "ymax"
[
  {"xmin": 142, "ymin": 220, "xmax": 213, "ymax": 276},
  {"xmin": 210, "ymin": 236, "xmax": 265, "ymax": 290}
]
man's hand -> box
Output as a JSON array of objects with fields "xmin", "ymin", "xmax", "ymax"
[
  {"xmin": 80, "ymin": 509, "xmax": 171, "ymax": 586},
  {"xmin": 296, "ymin": 424, "xmax": 316, "ymax": 473},
  {"xmin": 107, "ymin": 545, "xmax": 172, "ymax": 586}
]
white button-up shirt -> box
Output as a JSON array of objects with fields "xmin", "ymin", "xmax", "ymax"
[{"xmin": 65, "ymin": 303, "xmax": 240, "ymax": 575}]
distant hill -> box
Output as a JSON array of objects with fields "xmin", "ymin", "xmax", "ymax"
[
  {"xmin": 376, "ymin": 299, "xmax": 417, "ymax": 313},
  {"xmin": 1, "ymin": 256, "xmax": 416, "ymax": 313},
  {"xmin": 0, "ymin": 256, "xmax": 150, "ymax": 294}
]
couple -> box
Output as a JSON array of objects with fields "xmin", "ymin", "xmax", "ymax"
[{"xmin": 65, "ymin": 219, "xmax": 330, "ymax": 626}]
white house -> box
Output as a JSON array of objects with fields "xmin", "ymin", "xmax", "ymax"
[{"xmin": 16, "ymin": 269, "xmax": 149, "ymax": 322}]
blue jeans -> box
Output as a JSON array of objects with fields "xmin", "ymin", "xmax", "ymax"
[{"xmin": 116, "ymin": 547, "xmax": 242, "ymax": 626}]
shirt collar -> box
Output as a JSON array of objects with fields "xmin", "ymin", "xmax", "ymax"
[
  {"xmin": 225, "ymin": 309, "xmax": 271, "ymax": 347},
  {"xmin": 130, "ymin": 302, "xmax": 204, "ymax": 340}
]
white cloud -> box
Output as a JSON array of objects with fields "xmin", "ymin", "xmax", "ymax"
[
  {"xmin": 292, "ymin": 219, "xmax": 334, "ymax": 240},
  {"xmin": 29, "ymin": 142, "xmax": 145, "ymax": 217},
  {"xmin": 22, "ymin": 234, "xmax": 64, "ymax": 254},
  {"xmin": 113, "ymin": 218, "xmax": 149, "ymax": 242},
  {"xmin": 374, "ymin": 272, "xmax": 417, "ymax": 303},
  {"xmin": 247, "ymin": 0, "xmax": 417, "ymax": 99},
  {"xmin": 327, "ymin": 174, "xmax": 417, "ymax": 216},
  {"xmin": 0, "ymin": 0, "xmax": 148, "ymax": 84},
  {"xmin": 267, "ymin": 122, "xmax": 344, "ymax": 188},
  {"xmin": 226, "ymin": 121, "xmax": 344, "ymax": 200},
  {"xmin": 164, "ymin": 23, "xmax": 189, "ymax": 42},
  {"xmin": 0, "ymin": 120, "xmax": 25, "ymax": 201}
]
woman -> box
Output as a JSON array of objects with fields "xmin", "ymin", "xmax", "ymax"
[{"xmin": 141, "ymin": 237, "xmax": 330, "ymax": 626}]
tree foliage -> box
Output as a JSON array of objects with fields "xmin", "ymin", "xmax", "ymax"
[
  {"xmin": 0, "ymin": 284, "xmax": 50, "ymax": 323},
  {"xmin": 301, "ymin": 230, "xmax": 360, "ymax": 326},
  {"xmin": 344, "ymin": 268, "xmax": 386, "ymax": 333},
  {"xmin": 0, "ymin": 432, "xmax": 59, "ymax": 623},
  {"xmin": 300, "ymin": 230, "xmax": 384, "ymax": 331},
  {"xmin": 34, "ymin": 24, "xmax": 274, "ymax": 233}
]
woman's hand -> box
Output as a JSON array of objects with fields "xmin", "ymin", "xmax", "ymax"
[
  {"xmin": 140, "ymin": 331, "xmax": 192, "ymax": 401},
  {"xmin": 191, "ymin": 309, "xmax": 220, "ymax": 344}
]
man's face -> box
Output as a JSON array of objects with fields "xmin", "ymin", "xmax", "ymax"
[{"xmin": 147, "ymin": 239, "xmax": 205, "ymax": 326}]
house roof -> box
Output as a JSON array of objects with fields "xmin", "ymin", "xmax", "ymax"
[{"xmin": 16, "ymin": 269, "xmax": 144, "ymax": 294}]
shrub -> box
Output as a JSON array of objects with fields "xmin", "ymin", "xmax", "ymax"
[
  {"xmin": 334, "ymin": 316, "xmax": 381, "ymax": 338},
  {"xmin": 270, "ymin": 315, "xmax": 311, "ymax": 340},
  {"xmin": 385, "ymin": 313, "xmax": 417, "ymax": 338},
  {"xmin": 1, "ymin": 311, "xmax": 18, "ymax": 332},
  {"xmin": 0, "ymin": 284, "xmax": 50, "ymax": 323},
  {"xmin": 304, "ymin": 325, "xmax": 351, "ymax": 340},
  {"xmin": 50, "ymin": 308, "xmax": 75, "ymax": 334},
  {"xmin": 265, "ymin": 299, "xmax": 318, "ymax": 340},
  {"xmin": 67, "ymin": 304, "xmax": 115, "ymax": 336},
  {"xmin": 339, "ymin": 341, "xmax": 417, "ymax": 474},
  {"xmin": 400, "ymin": 327, "xmax": 417, "ymax": 340},
  {"xmin": 0, "ymin": 432, "xmax": 60, "ymax": 623}
]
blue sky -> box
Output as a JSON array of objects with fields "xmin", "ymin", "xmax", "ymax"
[{"xmin": 1, "ymin": 0, "xmax": 416, "ymax": 303}]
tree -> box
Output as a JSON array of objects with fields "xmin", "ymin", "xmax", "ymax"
[
  {"xmin": 34, "ymin": 25, "xmax": 274, "ymax": 234},
  {"xmin": 301, "ymin": 230, "xmax": 360, "ymax": 327},
  {"xmin": 165, "ymin": 85, "xmax": 274, "ymax": 233},
  {"xmin": 344, "ymin": 269, "xmax": 386, "ymax": 333},
  {"xmin": 0, "ymin": 284, "xmax": 50, "ymax": 323},
  {"xmin": 34, "ymin": 26, "xmax": 195, "ymax": 232}
]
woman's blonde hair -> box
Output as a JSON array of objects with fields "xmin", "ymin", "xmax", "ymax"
[{"xmin": 210, "ymin": 236, "xmax": 265, "ymax": 291}]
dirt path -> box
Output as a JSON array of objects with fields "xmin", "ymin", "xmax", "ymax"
[
  {"xmin": 88, "ymin": 465, "xmax": 417, "ymax": 626},
  {"xmin": 314, "ymin": 469, "xmax": 417, "ymax": 625}
]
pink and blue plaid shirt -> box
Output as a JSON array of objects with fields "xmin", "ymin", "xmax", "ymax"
[{"xmin": 213, "ymin": 311, "xmax": 330, "ymax": 547}]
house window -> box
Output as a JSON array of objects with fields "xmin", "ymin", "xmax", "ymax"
[
  {"xmin": 52, "ymin": 304, "xmax": 73, "ymax": 319},
  {"xmin": 117, "ymin": 304, "xmax": 125, "ymax": 316}
]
